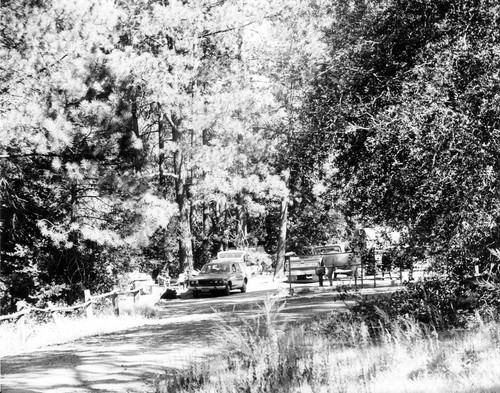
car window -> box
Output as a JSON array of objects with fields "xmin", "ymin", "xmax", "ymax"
[
  {"xmin": 315, "ymin": 246, "xmax": 341, "ymax": 254},
  {"xmin": 201, "ymin": 264, "xmax": 230, "ymax": 273}
]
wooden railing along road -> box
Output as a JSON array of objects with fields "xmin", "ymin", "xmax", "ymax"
[{"xmin": 0, "ymin": 286, "xmax": 143, "ymax": 350}]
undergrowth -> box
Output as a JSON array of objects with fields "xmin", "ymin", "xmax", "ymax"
[{"xmin": 156, "ymin": 294, "xmax": 500, "ymax": 393}]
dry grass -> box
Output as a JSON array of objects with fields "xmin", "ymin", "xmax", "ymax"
[
  {"xmin": 0, "ymin": 299, "xmax": 163, "ymax": 356},
  {"xmin": 156, "ymin": 298, "xmax": 500, "ymax": 393}
]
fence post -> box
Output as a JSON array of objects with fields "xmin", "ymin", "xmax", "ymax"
[
  {"xmin": 50, "ymin": 305, "xmax": 62, "ymax": 338},
  {"xmin": 360, "ymin": 260, "xmax": 364, "ymax": 287},
  {"xmin": 111, "ymin": 290, "xmax": 119, "ymax": 316},
  {"xmin": 16, "ymin": 301, "xmax": 28, "ymax": 350},
  {"xmin": 84, "ymin": 289, "xmax": 93, "ymax": 319},
  {"xmin": 133, "ymin": 290, "xmax": 140, "ymax": 304}
]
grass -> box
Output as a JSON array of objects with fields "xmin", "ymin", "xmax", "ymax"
[
  {"xmin": 155, "ymin": 298, "xmax": 500, "ymax": 393},
  {"xmin": 0, "ymin": 296, "xmax": 163, "ymax": 356}
]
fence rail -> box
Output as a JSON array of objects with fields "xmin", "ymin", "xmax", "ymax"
[{"xmin": 0, "ymin": 286, "xmax": 142, "ymax": 350}]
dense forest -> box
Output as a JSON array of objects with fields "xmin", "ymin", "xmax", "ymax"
[{"xmin": 2, "ymin": 0, "xmax": 500, "ymax": 313}]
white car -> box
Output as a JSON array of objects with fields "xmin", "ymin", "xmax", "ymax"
[{"xmin": 189, "ymin": 261, "xmax": 248, "ymax": 297}]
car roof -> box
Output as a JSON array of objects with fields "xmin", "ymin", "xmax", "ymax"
[
  {"xmin": 217, "ymin": 251, "xmax": 246, "ymax": 257},
  {"xmin": 208, "ymin": 260, "xmax": 244, "ymax": 265}
]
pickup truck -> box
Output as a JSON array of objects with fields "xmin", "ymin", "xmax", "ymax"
[
  {"xmin": 284, "ymin": 228, "xmax": 392, "ymax": 283},
  {"xmin": 314, "ymin": 244, "xmax": 357, "ymax": 282},
  {"xmin": 284, "ymin": 244, "xmax": 354, "ymax": 283},
  {"xmin": 284, "ymin": 241, "xmax": 383, "ymax": 283},
  {"xmin": 284, "ymin": 254, "xmax": 323, "ymax": 282}
]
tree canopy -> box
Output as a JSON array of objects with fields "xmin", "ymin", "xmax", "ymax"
[
  {"xmin": 2, "ymin": 0, "xmax": 500, "ymax": 311},
  {"xmin": 305, "ymin": 0, "xmax": 500, "ymax": 274},
  {"xmin": 0, "ymin": 0, "xmax": 291, "ymax": 310}
]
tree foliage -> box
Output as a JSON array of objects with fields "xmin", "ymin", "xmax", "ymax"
[
  {"xmin": 253, "ymin": 0, "xmax": 346, "ymax": 258},
  {"xmin": 306, "ymin": 0, "xmax": 500, "ymax": 274},
  {"xmin": 0, "ymin": 0, "xmax": 302, "ymax": 311},
  {"xmin": 5, "ymin": 0, "xmax": 499, "ymax": 313}
]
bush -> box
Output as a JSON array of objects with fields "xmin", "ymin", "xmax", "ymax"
[
  {"xmin": 155, "ymin": 294, "xmax": 500, "ymax": 393},
  {"xmin": 156, "ymin": 298, "xmax": 332, "ymax": 393},
  {"xmin": 324, "ymin": 276, "xmax": 500, "ymax": 339},
  {"xmin": 353, "ymin": 278, "xmax": 463, "ymax": 331}
]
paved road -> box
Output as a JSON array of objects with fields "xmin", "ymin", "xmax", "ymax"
[{"xmin": 0, "ymin": 277, "xmax": 398, "ymax": 393}]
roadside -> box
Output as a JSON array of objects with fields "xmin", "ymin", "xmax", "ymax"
[
  {"xmin": 0, "ymin": 272, "xmax": 405, "ymax": 356},
  {"xmin": 0, "ymin": 273, "xmax": 407, "ymax": 393}
]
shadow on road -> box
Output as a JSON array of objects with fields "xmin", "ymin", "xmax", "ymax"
[
  {"xmin": 1, "ymin": 287, "xmax": 355, "ymax": 393},
  {"xmin": 1, "ymin": 315, "xmax": 222, "ymax": 393},
  {"xmin": 158, "ymin": 288, "xmax": 285, "ymax": 316}
]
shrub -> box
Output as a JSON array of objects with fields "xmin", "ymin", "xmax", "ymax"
[
  {"xmin": 156, "ymin": 298, "xmax": 331, "ymax": 393},
  {"xmin": 155, "ymin": 294, "xmax": 500, "ymax": 393},
  {"xmin": 324, "ymin": 276, "xmax": 500, "ymax": 340}
]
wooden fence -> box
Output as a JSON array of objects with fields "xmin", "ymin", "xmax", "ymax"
[{"xmin": 0, "ymin": 287, "xmax": 142, "ymax": 350}]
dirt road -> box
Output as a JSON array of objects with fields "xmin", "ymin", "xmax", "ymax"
[{"xmin": 1, "ymin": 278, "xmax": 397, "ymax": 393}]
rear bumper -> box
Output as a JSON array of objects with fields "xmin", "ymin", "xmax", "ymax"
[
  {"xmin": 287, "ymin": 274, "xmax": 319, "ymax": 282},
  {"xmin": 327, "ymin": 267, "xmax": 353, "ymax": 275}
]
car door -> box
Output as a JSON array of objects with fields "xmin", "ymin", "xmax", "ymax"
[{"xmin": 232, "ymin": 263, "xmax": 244, "ymax": 287}]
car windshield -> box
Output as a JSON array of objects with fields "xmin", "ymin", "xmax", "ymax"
[
  {"xmin": 201, "ymin": 264, "xmax": 230, "ymax": 274},
  {"xmin": 315, "ymin": 246, "xmax": 341, "ymax": 254}
]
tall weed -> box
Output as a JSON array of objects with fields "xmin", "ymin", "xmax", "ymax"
[{"xmin": 156, "ymin": 296, "xmax": 500, "ymax": 393}]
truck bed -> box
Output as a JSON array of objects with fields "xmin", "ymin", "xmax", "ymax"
[{"xmin": 285, "ymin": 255, "xmax": 322, "ymax": 282}]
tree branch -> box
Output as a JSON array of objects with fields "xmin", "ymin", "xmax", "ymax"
[{"xmin": 199, "ymin": 14, "xmax": 279, "ymax": 38}]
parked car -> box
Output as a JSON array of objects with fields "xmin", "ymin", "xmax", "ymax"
[{"xmin": 189, "ymin": 260, "xmax": 248, "ymax": 297}]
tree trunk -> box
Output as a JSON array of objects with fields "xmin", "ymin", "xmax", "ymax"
[
  {"xmin": 178, "ymin": 204, "xmax": 193, "ymax": 272},
  {"xmin": 274, "ymin": 170, "xmax": 290, "ymax": 279},
  {"xmin": 158, "ymin": 117, "xmax": 165, "ymax": 192},
  {"xmin": 236, "ymin": 194, "xmax": 248, "ymax": 249},
  {"xmin": 170, "ymin": 113, "xmax": 194, "ymax": 273},
  {"xmin": 131, "ymin": 101, "xmax": 141, "ymax": 172},
  {"xmin": 202, "ymin": 202, "xmax": 209, "ymax": 233}
]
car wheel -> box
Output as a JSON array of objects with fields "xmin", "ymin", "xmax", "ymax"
[
  {"xmin": 193, "ymin": 290, "xmax": 199, "ymax": 298},
  {"xmin": 224, "ymin": 284, "xmax": 231, "ymax": 296},
  {"xmin": 240, "ymin": 281, "xmax": 247, "ymax": 293}
]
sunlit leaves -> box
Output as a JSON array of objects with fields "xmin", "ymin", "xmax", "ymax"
[{"xmin": 309, "ymin": 0, "xmax": 500, "ymax": 273}]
